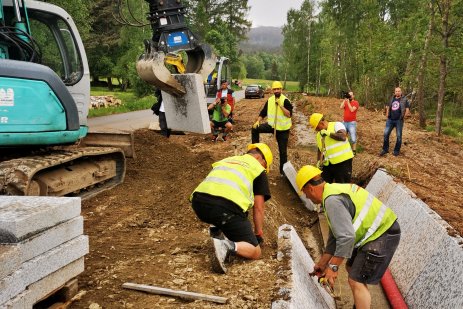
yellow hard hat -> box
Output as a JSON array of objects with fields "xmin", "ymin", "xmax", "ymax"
[
  {"xmin": 248, "ymin": 143, "xmax": 273, "ymax": 172},
  {"xmin": 271, "ymin": 81, "xmax": 283, "ymax": 89},
  {"xmin": 296, "ymin": 165, "xmax": 322, "ymax": 191},
  {"xmin": 309, "ymin": 113, "xmax": 324, "ymax": 130}
]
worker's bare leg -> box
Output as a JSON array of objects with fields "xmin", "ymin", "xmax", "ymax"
[
  {"xmin": 235, "ymin": 241, "xmax": 261, "ymax": 260},
  {"xmin": 348, "ymin": 277, "xmax": 371, "ymax": 309},
  {"xmin": 224, "ymin": 122, "xmax": 233, "ymax": 134}
]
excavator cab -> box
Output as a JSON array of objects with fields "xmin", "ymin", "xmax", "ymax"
[{"xmin": 136, "ymin": 0, "xmax": 216, "ymax": 97}]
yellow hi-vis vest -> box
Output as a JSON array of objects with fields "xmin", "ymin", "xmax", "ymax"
[
  {"xmin": 190, "ymin": 154, "xmax": 265, "ymax": 212},
  {"xmin": 267, "ymin": 94, "xmax": 292, "ymax": 131},
  {"xmin": 316, "ymin": 122, "xmax": 354, "ymax": 165},
  {"xmin": 322, "ymin": 183, "xmax": 397, "ymax": 248}
]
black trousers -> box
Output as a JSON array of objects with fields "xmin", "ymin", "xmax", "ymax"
[
  {"xmin": 321, "ymin": 158, "xmax": 352, "ymax": 183},
  {"xmin": 251, "ymin": 123, "xmax": 289, "ymax": 174},
  {"xmin": 159, "ymin": 112, "xmax": 170, "ymax": 137}
]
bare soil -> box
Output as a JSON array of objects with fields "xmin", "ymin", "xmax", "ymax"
[{"xmin": 70, "ymin": 94, "xmax": 462, "ymax": 308}]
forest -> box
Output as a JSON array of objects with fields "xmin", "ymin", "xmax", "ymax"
[{"xmin": 43, "ymin": 0, "xmax": 463, "ymax": 137}]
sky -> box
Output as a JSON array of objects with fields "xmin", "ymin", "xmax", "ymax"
[{"xmin": 247, "ymin": 0, "xmax": 305, "ymax": 27}]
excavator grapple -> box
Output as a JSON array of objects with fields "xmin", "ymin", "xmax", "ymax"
[{"xmin": 136, "ymin": 0, "xmax": 216, "ymax": 96}]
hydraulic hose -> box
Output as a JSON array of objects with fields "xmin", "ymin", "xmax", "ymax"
[{"xmin": 381, "ymin": 268, "xmax": 408, "ymax": 309}]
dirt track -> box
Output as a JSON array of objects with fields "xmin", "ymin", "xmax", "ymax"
[{"xmin": 70, "ymin": 94, "xmax": 462, "ymax": 308}]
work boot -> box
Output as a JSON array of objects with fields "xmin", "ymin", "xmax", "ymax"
[
  {"xmin": 222, "ymin": 134, "xmax": 230, "ymax": 141},
  {"xmin": 211, "ymin": 135, "xmax": 218, "ymax": 142},
  {"xmin": 379, "ymin": 150, "xmax": 388, "ymax": 157},
  {"xmin": 211, "ymin": 238, "xmax": 235, "ymax": 274}
]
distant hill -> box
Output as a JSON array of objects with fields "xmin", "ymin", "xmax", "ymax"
[{"xmin": 240, "ymin": 26, "xmax": 283, "ymax": 53}]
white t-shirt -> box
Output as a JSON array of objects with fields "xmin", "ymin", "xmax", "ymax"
[
  {"xmin": 220, "ymin": 89, "xmax": 235, "ymax": 98},
  {"xmin": 334, "ymin": 122, "xmax": 346, "ymax": 132}
]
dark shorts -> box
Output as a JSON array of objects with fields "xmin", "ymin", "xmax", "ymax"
[
  {"xmin": 346, "ymin": 220, "xmax": 401, "ymax": 284},
  {"xmin": 212, "ymin": 120, "xmax": 229, "ymax": 129},
  {"xmin": 191, "ymin": 194, "xmax": 259, "ymax": 247}
]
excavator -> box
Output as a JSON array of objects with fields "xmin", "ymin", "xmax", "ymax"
[{"xmin": 0, "ymin": 0, "xmax": 220, "ymax": 198}]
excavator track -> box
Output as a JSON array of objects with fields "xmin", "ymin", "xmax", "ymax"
[{"xmin": 0, "ymin": 147, "xmax": 125, "ymax": 200}]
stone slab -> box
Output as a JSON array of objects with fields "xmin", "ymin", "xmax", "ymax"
[
  {"xmin": 0, "ymin": 235, "xmax": 88, "ymax": 304},
  {"xmin": 0, "ymin": 246, "xmax": 20, "ymax": 280},
  {"xmin": 0, "ymin": 197, "xmax": 81, "ymax": 242},
  {"xmin": 0, "ymin": 257, "xmax": 84, "ymax": 309},
  {"xmin": 17, "ymin": 216, "xmax": 83, "ymax": 263},
  {"xmin": 364, "ymin": 168, "xmax": 393, "ymax": 196},
  {"xmin": 272, "ymin": 224, "xmax": 335, "ymax": 309},
  {"xmin": 282, "ymin": 161, "xmax": 316, "ymax": 211},
  {"xmin": 162, "ymin": 73, "xmax": 211, "ymax": 134},
  {"xmin": 405, "ymin": 235, "xmax": 463, "ymax": 308}
]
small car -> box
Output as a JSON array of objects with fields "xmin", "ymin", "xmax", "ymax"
[{"xmin": 245, "ymin": 85, "xmax": 265, "ymax": 99}]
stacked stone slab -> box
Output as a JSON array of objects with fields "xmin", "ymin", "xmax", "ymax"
[
  {"xmin": 366, "ymin": 169, "xmax": 463, "ymax": 308},
  {"xmin": 0, "ymin": 196, "xmax": 89, "ymax": 308}
]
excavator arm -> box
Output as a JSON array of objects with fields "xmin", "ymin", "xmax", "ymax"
[{"xmin": 136, "ymin": 0, "xmax": 216, "ymax": 97}]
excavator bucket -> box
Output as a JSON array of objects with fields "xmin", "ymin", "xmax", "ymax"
[
  {"xmin": 136, "ymin": 44, "xmax": 216, "ymax": 98},
  {"xmin": 137, "ymin": 51, "xmax": 186, "ymax": 97}
]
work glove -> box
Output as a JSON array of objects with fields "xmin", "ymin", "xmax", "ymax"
[
  {"xmin": 256, "ymin": 234, "xmax": 264, "ymax": 245},
  {"xmin": 253, "ymin": 120, "xmax": 260, "ymax": 129},
  {"xmin": 320, "ymin": 129, "xmax": 329, "ymax": 137}
]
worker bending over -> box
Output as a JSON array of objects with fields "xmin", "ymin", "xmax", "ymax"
[
  {"xmin": 190, "ymin": 143, "xmax": 273, "ymax": 273},
  {"xmin": 309, "ymin": 113, "xmax": 354, "ymax": 183},
  {"xmin": 296, "ymin": 165, "xmax": 401, "ymax": 309}
]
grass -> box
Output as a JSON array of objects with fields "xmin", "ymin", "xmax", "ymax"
[
  {"xmin": 89, "ymin": 87, "xmax": 153, "ymax": 118},
  {"xmin": 424, "ymin": 105, "xmax": 463, "ymax": 143},
  {"xmin": 242, "ymin": 78, "xmax": 300, "ymax": 92}
]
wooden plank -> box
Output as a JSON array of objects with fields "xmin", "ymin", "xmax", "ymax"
[{"xmin": 122, "ymin": 282, "xmax": 228, "ymax": 304}]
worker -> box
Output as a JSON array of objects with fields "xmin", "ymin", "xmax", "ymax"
[
  {"xmin": 296, "ymin": 165, "xmax": 401, "ymax": 309},
  {"xmin": 216, "ymin": 80, "xmax": 236, "ymax": 123},
  {"xmin": 309, "ymin": 113, "xmax": 354, "ymax": 183},
  {"xmin": 151, "ymin": 88, "xmax": 170, "ymax": 138},
  {"xmin": 251, "ymin": 81, "xmax": 293, "ymax": 175},
  {"xmin": 190, "ymin": 143, "xmax": 273, "ymax": 273},
  {"xmin": 208, "ymin": 97, "xmax": 233, "ymax": 141}
]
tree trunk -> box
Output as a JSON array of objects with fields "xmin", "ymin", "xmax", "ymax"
[
  {"xmin": 107, "ymin": 77, "xmax": 114, "ymax": 91},
  {"xmin": 306, "ymin": 20, "xmax": 312, "ymax": 94},
  {"xmin": 416, "ymin": 2, "xmax": 434, "ymax": 128},
  {"xmin": 435, "ymin": 0, "xmax": 451, "ymax": 136}
]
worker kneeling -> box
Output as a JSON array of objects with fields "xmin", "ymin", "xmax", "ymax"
[
  {"xmin": 296, "ymin": 165, "xmax": 401, "ymax": 309},
  {"xmin": 208, "ymin": 97, "xmax": 233, "ymax": 142},
  {"xmin": 190, "ymin": 143, "xmax": 273, "ymax": 273}
]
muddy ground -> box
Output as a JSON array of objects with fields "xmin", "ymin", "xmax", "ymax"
[{"xmin": 70, "ymin": 94, "xmax": 462, "ymax": 308}]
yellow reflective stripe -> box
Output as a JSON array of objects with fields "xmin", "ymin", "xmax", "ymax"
[
  {"xmin": 326, "ymin": 148, "xmax": 353, "ymax": 160},
  {"xmin": 325, "ymin": 140, "xmax": 349, "ymax": 151},
  {"xmin": 355, "ymin": 203, "xmax": 388, "ymax": 248},
  {"xmin": 352, "ymin": 193, "xmax": 375, "ymax": 231},
  {"xmin": 203, "ymin": 176, "xmax": 252, "ymax": 203},
  {"xmin": 213, "ymin": 166, "xmax": 252, "ymax": 192}
]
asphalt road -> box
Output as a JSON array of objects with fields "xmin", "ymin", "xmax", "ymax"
[{"xmin": 87, "ymin": 90, "xmax": 245, "ymax": 132}]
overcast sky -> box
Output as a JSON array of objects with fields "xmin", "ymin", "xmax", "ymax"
[{"xmin": 247, "ymin": 0, "xmax": 305, "ymax": 27}]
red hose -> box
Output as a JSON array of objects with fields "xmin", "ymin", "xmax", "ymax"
[{"xmin": 381, "ymin": 268, "xmax": 408, "ymax": 309}]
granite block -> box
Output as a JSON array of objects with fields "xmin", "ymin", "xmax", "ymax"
[
  {"xmin": 405, "ymin": 235, "xmax": 463, "ymax": 308},
  {"xmin": 365, "ymin": 169, "xmax": 393, "ymax": 196},
  {"xmin": 272, "ymin": 224, "xmax": 335, "ymax": 309},
  {"xmin": 0, "ymin": 235, "xmax": 88, "ymax": 304},
  {"xmin": 0, "ymin": 197, "xmax": 81, "ymax": 241},
  {"xmin": 282, "ymin": 161, "xmax": 316, "ymax": 211},
  {"xmin": 17, "ymin": 216, "xmax": 83, "ymax": 263},
  {"xmin": 0, "ymin": 258, "xmax": 84, "ymax": 309},
  {"xmin": 162, "ymin": 74, "xmax": 211, "ymax": 134},
  {"xmin": 0, "ymin": 246, "xmax": 20, "ymax": 280}
]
